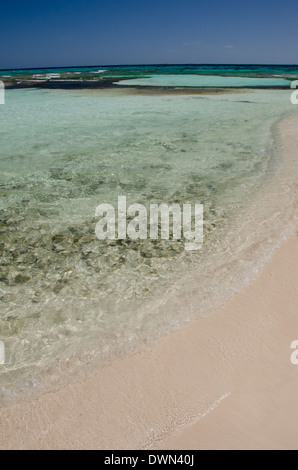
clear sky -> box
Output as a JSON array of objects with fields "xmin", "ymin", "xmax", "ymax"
[{"xmin": 1, "ymin": 0, "xmax": 298, "ymax": 69}]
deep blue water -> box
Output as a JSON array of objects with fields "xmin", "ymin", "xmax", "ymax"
[{"xmin": 1, "ymin": 63, "xmax": 298, "ymax": 78}]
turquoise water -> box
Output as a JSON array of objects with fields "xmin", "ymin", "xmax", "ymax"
[
  {"xmin": 118, "ymin": 74, "xmax": 291, "ymax": 87},
  {"xmin": 0, "ymin": 84, "xmax": 297, "ymax": 401},
  {"xmin": 1, "ymin": 64, "xmax": 298, "ymax": 78}
]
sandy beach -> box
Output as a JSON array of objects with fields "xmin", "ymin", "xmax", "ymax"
[{"xmin": 0, "ymin": 115, "xmax": 297, "ymax": 450}]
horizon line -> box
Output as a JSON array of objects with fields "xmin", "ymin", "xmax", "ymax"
[{"xmin": 1, "ymin": 62, "xmax": 298, "ymax": 72}]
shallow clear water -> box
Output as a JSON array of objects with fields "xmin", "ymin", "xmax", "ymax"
[
  {"xmin": 0, "ymin": 86, "xmax": 297, "ymax": 402},
  {"xmin": 118, "ymin": 74, "xmax": 291, "ymax": 87}
]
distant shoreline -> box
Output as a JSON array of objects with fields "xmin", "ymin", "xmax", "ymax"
[
  {"xmin": 3, "ymin": 79, "xmax": 293, "ymax": 92},
  {"xmin": 2, "ymin": 63, "xmax": 297, "ymax": 91}
]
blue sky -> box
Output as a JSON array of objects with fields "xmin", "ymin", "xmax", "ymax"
[{"xmin": 1, "ymin": 0, "xmax": 298, "ymax": 68}]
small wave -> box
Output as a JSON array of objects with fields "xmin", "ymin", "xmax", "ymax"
[{"xmin": 45, "ymin": 73, "xmax": 61, "ymax": 79}]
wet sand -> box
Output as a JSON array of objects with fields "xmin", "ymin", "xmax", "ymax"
[{"xmin": 160, "ymin": 231, "xmax": 298, "ymax": 450}]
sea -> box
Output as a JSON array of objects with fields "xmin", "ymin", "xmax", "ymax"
[{"xmin": 0, "ymin": 64, "xmax": 297, "ymax": 402}]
